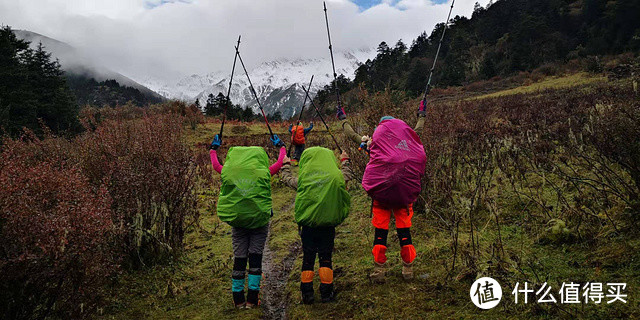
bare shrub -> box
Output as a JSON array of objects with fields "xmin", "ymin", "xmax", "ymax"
[
  {"xmin": 0, "ymin": 134, "xmax": 118, "ymax": 319},
  {"xmin": 76, "ymin": 114, "xmax": 199, "ymax": 267}
]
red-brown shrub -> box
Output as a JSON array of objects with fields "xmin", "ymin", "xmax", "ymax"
[
  {"xmin": 76, "ymin": 114, "xmax": 198, "ymax": 267},
  {"xmin": 0, "ymin": 135, "xmax": 117, "ymax": 319}
]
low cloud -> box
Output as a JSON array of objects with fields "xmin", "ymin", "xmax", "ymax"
[{"xmin": 0, "ymin": 0, "xmax": 488, "ymax": 82}]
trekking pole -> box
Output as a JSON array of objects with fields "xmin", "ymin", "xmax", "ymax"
[
  {"xmin": 300, "ymin": 84, "xmax": 343, "ymax": 153},
  {"xmin": 219, "ymin": 35, "xmax": 241, "ymax": 139},
  {"xmin": 421, "ymin": 0, "xmax": 455, "ymax": 103},
  {"xmin": 288, "ymin": 75, "xmax": 314, "ymax": 157},
  {"xmin": 235, "ymin": 48, "xmax": 275, "ymax": 138},
  {"xmin": 323, "ymin": 2, "xmax": 344, "ymax": 114}
]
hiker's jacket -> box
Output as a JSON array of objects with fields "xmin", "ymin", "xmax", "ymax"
[
  {"xmin": 288, "ymin": 123, "xmax": 314, "ymax": 136},
  {"xmin": 280, "ymin": 155, "xmax": 354, "ymax": 190},
  {"xmin": 210, "ymin": 146, "xmax": 286, "ymax": 176},
  {"xmin": 340, "ymin": 116, "xmax": 425, "ymax": 145},
  {"xmin": 288, "ymin": 123, "xmax": 314, "ymax": 145}
]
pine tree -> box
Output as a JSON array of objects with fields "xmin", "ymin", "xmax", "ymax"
[{"xmin": 0, "ymin": 27, "xmax": 78, "ymax": 136}]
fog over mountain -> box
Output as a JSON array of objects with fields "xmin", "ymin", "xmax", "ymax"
[
  {"xmin": 139, "ymin": 48, "xmax": 374, "ymax": 118},
  {"xmin": 0, "ymin": 0, "xmax": 488, "ymax": 83},
  {"xmin": 2, "ymin": 0, "xmax": 490, "ymax": 115},
  {"xmin": 14, "ymin": 30, "xmax": 162, "ymax": 101}
]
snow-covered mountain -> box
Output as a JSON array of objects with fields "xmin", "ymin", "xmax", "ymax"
[{"xmin": 140, "ymin": 49, "xmax": 374, "ymax": 119}]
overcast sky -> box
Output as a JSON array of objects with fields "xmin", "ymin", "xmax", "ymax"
[{"xmin": 0, "ymin": 0, "xmax": 489, "ymax": 82}]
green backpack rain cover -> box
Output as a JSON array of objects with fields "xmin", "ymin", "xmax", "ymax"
[
  {"xmin": 217, "ymin": 146, "xmax": 272, "ymax": 229},
  {"xmin": 295, "ymin": 147, "xmax": 351, "ymax": 227}
]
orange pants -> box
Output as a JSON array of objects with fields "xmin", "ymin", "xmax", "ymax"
[
  {"xmin": 371, "ymin": 200, "xmax": 416, "ymax": 264},
  {"xmin": 371, "ymin": 200, "xmax": 414, "ymax": 229}
]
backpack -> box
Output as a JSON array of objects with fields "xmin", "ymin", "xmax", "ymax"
[
  {"xmin": 291, "ymin": 125, "xmax": 306, "ymax": 145},
  {"xmin": 217, "ymin": 146, "xmax": 272, "ymax": 229},
  {"xmin": 294, "ymin": 147, "xmax": 350, "ymax": 227},
  {"xmin": 362, "ymin": 119, "xmax": 426, "ymax": 208}
]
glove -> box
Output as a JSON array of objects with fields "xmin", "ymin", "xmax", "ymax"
[
  {"xmin": 340, "ymin": 151, "xmax": 349, "ymax": 162},
  {"xmin": 336, "ymin": 106, "xmax": 346, "ymax": 120},
  {"xmin": 359, "ymin": 142, "xmax": 369, "ymax": 154},
  {"xmin": 210, "ymin": 134, "xmax": 222, "ymax": 150},
  {"xmin": 418, "ymin": 99, "xmax": 427, "ymax": 117},
  {"xmin": 271, "ymin": 134, "xmax": 284, "ymax": 147}
]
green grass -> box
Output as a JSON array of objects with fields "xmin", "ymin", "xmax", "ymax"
[
  {"xmin": 100, "ymin": 122, "xmax": 640, "ymax": 319},
  {"xmin": 471, "ymin": 73, "xmax": 606, "ymax": 100},
  {"xmin": 185, "ymin": 121, "xmax": 291, "ymax": 149}
]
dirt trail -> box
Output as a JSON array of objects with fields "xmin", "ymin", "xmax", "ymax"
[{"xmin": 261, "ymin": 202, "xmax": 301, "ymax": 320}]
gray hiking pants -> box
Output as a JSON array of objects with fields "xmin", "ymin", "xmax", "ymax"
[
  {"xmin": 231, "ymin": 225, "xmax": 269, "ymax": 300},
  {"xmin": 232, "ymin": 225, "xmax": 269, "ymax": 258}
]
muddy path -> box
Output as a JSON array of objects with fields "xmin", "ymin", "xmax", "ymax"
[{"xmin": 261, "ymin": 201, "xmax": 301, "ymax": 320}]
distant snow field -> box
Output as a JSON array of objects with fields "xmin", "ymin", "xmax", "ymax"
[{"xmin": 138, "ymin": 49, "xmax": 374, "ymax": 118}]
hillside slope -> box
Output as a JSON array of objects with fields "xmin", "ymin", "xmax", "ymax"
[
  {"xmin": 14, "ymin": 30, "xmax": 164, "ymax": 106},
  {"xmin": 100, "ymin": 72, "xmax": 640, "ymax": 319}
]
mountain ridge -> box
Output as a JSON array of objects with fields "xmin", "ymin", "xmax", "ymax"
[
  {"xmin": 140, "ymin": 48, "xmax": 374, "ymax": 118},
  {"xmin": 14, "ymin": 30, "xmax": 164, "ymax": 104}
]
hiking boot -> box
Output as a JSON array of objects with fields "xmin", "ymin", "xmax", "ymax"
[
  {"xmin": 300, "ymin": 281, "xmax": 314, "ymax": 304},
  {"xmin": 301, "ymin": 291, "xmax": 315, "ymax": 305},
  {"xmin": 246, "ymin": 289, "xmax": 260, "ymax": 308},
  {"xmin": 320, "ymin": 283, "xmax": 336, "ymax": 303},
  {"xmin": 369, "ymin": 262, "xmax": 386, "ymax": 283},
  {"xmin": 402, "ymin": 261, "xmax": 414, "ymax": 280},
  {"xmin": 233, "ymin": 291, "xmax": 246, "ymax": 309}
]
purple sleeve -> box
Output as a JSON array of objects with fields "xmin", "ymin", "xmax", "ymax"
[
  {"xmin": 269, "ymin": 147, "xmax": 286, "ymax": 176},
  {"xmin": 210, "ymin": 149, "xmax": 223, "ymax": 174}
]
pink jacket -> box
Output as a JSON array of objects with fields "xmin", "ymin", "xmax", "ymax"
[{"xmin": 210, "ymin": 147, "xmax": 286, "ymax": 176}]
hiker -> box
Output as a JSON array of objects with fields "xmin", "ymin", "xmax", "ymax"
[
  {"xmin": 288, "ymin": 121, "xmax": 314, "ymax": 165},
  {"xmin": 209, "ymin": 133, "xmax": 286, "ymax": 309},
  {"xmin": 336, "ymin": 101, "xmax": 427, "ymax": 282},
  {"xmin": 280, "ymin": 147, "xmax": 352, "ymax": 304}
]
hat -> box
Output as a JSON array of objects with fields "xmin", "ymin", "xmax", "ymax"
[{"xmin": 379, "ymin": 116, "xmax": 395, "ymax": 123}]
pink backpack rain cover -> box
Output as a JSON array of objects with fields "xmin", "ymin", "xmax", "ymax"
[{"xmin": 362, "ymin": 119, "xmax": 427, "ymax": 208}]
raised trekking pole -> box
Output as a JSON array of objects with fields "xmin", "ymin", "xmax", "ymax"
[
  {"xmin": 323, "ymin": 2, "xmax": 344, "ymax": 116},
  {"xmin": 421, "ymin": 0, "xmax": 455, "ymax": 104},
  {"xmin": 235, "ymin": 48, "xmax": 275, "ymax": 138},
  {"xmin": 301, "ymin": 84, "xmax": 343, "ymax": 153},
  {"xmin": 288, "ymin": 75, "xmax": 314, "ymax": 157},
  {"xmin": 219, "ymin": 35, "xmax": 241, "ymax": 139}
]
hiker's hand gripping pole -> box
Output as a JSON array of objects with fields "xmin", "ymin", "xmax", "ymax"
[
  {"xmin": 300, "ymin": 83, "xmax": 343, "ymax": 154},
  {"xmin": 235, "ymin": 46, "xmax": 275, "ymax": 139},
  {"xmin": 219, "ymin": 35, "xmax": 241, "ymax": 139}
]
